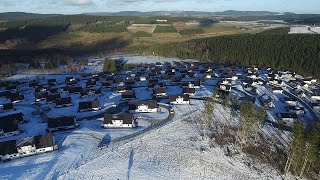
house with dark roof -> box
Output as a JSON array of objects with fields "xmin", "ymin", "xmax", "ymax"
[
  {"xmin": 259, "ymin": 94, "xmax": 275, "ymax": 109},
  {"xmin": 204, "ymin": 72, "xmax": 212, "ymax": 79},
  {"xmin": 244, "ymin": 85, "xmax": 258, "ymax": 95},
  {"xmin": 128, "ymin": 100, "xmax": 159, "ymax": 113},
  {"xmin": 55, "ymin": 97, "xmax": 72, "ymax": 108},
  {"xmin": 65, "ymin": 77, "xmax": 78, "ymax": 85},
  {"xmin": 219, "ymin": 84, "xmax": 231, "ymax": 92},
  {"xmin": 311, "ymin": 102, "xmax": 320, "ymax": 111},
  {"xmin": 81, "ymin": 88, "xmax": 102, "ymax": 97},
  {"xmin": 102, "ymin": 114, "xmax": 137, "ymax": 128},
  {"xmin": 35, "ymin": 91, "xmax": 48, "ymax": 102},
  {"xmin": 0, "ymin": 103, "xmax": 14, "ymax": 113},
  {"xmin": 8, "ymin": 92, "xmax": 24, "ymax": 103},
  {"xmin": 139, "ymin": 76, "xmax": 147, "ymax": 82},
  {"xmin": 78, "ymin": 100, "xmax": 100, "ymax": 112},
  {"xmin": 121, "ymin": 91, "xmax": 136, "ymax": 100},
  {"xmin": 0, "ymin": 90, "xmax": 11, "ymax": 98},
  {"xmin": 117, "ymin": 85, "xmax": 127, "ymax": 93},
  {"xmin": 183, "ymin": 87, "xmax": 196, "ymax": 96},
  {"xmin": 182, "ymin": 81, "xmax": 194, "ymax": 88},
  {"xmin": 46, "ymin": 93, "xmax": 61, "ymax": 103},
  {"xmin": 86, "ymin": 79, "xmax": 97, "ymax": 88},
  {"xmin": 309, "ymin": 88, "xmax": 320, "ymax": 101},
  {"xmin": 68, "ymin": 86, "xmax": 82, "ymax": 94},
  {"xmin": 169, "ymin": 94, "xmax": 190, "ymax": 105},
  {"xmin": 0, "ymin": 133, "xmax": 56, "ymax": 161},
  {"xmin": 170, "ymin": 77, "xmax": 182, "ymax": 84},
  {"xmin": 29, "ymin": 81, "xmax": 39, "ymax": 88},
  {"xmin": 153, "ymin": 87, "xmax": 166, "ymax": 97},
  {"xmin": 0, "ymin": 140, "xmax": 18, "ymax": 161},
  {"xmin": 287, "ymin": 106, "xmax": 305, "ymax": 115},
  {"xmin": 281, "ymin": 97, "xmax": 298, "ymax": 106},
  {"xmin": 271, "ymin": 86, "xmax": 284, "ymax": 94},
  {"xmin": 194, "ymin": 79, "xmax": 202, "ymax": 88},
  {"xmin": 278, "ymin": 112, "xmax": 298, "ymax": 125},
  {"xmin": 47, "ymin": 116, "xmax": 77, "ymax": 131},
  {"xmin": 48, "ymin": 79, "xmax": 57, "ymax": 86},
  {"xmin": 0, "ymin": 114, "xmax": 20, "ymax": 138},
  {"xmin": 101, "ymin": 80, "xmax": 113, "ymax": 88}
]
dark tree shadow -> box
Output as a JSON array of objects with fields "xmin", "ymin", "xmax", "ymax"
[
  {"xmin": 127, "ymin": 146, "xmax": 134, "ymax": 180},
  {"xmin": 99, "ymin": 133, "xmax": 111, "ymax": 147}
]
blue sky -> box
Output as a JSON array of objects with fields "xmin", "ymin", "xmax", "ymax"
[{"xmin": 0, "ymin": 0, "xmax": 319, "ymax": 14}]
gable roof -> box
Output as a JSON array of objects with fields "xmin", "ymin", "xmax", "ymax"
[
  {"xmin": 47, "ymin": 116, "xmax": 76, "ymax": 128},
  {"xmin": 0, "ymin": 140, "xmax": 18, "ymax": 156},
  {"xmin": 103, "ymin": 114, "xmax": 134, "ymax": 124},
  {"xmin": 169, "ymin": 94, "xmax": 190, "ymax": 102},
  {"xmin": 79, "ymin": 100, "xmax": 99, "ymax": 110},
  {"xmin": 0, "ymin": 114, "xmax": 20, "ymax": 133}
]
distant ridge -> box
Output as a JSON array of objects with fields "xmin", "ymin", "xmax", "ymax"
[
  {"xmin": 83, "ymin": 10, "xmax": 280, "ymax": 17},
  {"xmin": 0, "ymin": 12, "xmax": 60, "ymax": 21}
]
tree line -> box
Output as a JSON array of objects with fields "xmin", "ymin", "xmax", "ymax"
[
  {"xmin": 76, "ymin": 23, "xmax": 128, "ymax": 33},
  {"xmin": 127, "ymin": 33, "xmax": 320, "ymax": 78},
  {"xmin": 153, "ymin": 25, "xmax": 177, "ymax": 33},
  {"xmin": 285, "ymin": 121, "xmax": 320, "ymax": 178}
]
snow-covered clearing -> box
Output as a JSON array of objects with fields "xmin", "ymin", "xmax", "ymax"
[
  {"xmin": 110, "ymin": 55, "xmax": 198, "ymax": 64},
  {"xmin": 59, "ymin": 100, "xmax": 285, "ymax": 180},
  {"xmin": 289, "ymin": 27, "xmax": 318, "ymax": 34}
]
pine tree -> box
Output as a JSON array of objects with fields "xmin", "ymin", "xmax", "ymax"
[
  {"xmin": 300, "ymin": 122, "xmax": 320, "ymax": 176},
  {"xmin": 203, "ymin": 96, "xmax": 214, "ymax": 134},
  {"xmin": 103, "ymin": 58, "xmax": 117, "ymax": 73},
  {"xmin": 285, "ymin": 122, "xmax": 306, "ymax": 175}
]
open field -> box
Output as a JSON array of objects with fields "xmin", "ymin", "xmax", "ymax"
[
  {"xmin": 202, "ymin": 22, "xmax": 242, "ymax": 33},
  {"xmin": 9, "ymin": 21, "xmax": 280, "ymax": 50},
  {"xmin": 127, "ymin": 24, "xmax": 172, "ymax": 33},
  {"xmin": 127, "ymin": 24, "xmax": 157, "ymax": 33},
  {"xmin": 37, "ymin": 32, "xmax": 130, "ymax": 49},
  {"xmin": 173, "ymin": 21, "xmax": 200, "ymax": 31}
]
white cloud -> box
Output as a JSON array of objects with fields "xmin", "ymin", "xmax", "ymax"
[{"xmin": 67, "ymin": 0, "xmax": 93, "ymax": 6}]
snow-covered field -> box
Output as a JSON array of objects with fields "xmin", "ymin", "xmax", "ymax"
[
  {"xmin": 110, "ymin": 55, "xmax": 198, "ymax": 64},
  {"xmin": 58, "ymin": 100, "xmax": 285, "ymax": 180},
  {"xmin": 289, "ymin": 26, "xmax": 319, "ymax": 34},
  {"xmin": 0, "ymin": 98, "xmax": 288, "ymax": 180}
]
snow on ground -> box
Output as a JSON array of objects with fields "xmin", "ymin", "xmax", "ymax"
[
  {"xmin": 289, "ymin": 27, "xmax": 317, "ymax": 34},
  {"xmin": 0, "ymin": 117, "xmax": 151, "ymax": 180},
  {"xmin": 110, "ymin": 55, "xmax": 198, "ymax": 64},
  {"xmin": 135, "ymin": 107, "xmax": 169, "ymax": 121},
  {"xmin": 0, "ymin": 55, "xmax": 300, "ymax": 179},
  {"xmin": 310, "ymin": 27, "xmax": 320, "ymax": 34},
  {"xmin": 45, "ymin": 91, "xmax": 121, "ymax": 119},
  {"xmin": 0, "ymin": 106, "xmax": 46, "ymax": 142},
  {"xmin": 58, "ymin": 100, "xmax": 284, "ymax": 180}
]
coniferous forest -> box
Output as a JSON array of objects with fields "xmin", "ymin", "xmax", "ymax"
[{"xmin": 127, "ymin": 34, "xmax": 320, "ymax": 78}]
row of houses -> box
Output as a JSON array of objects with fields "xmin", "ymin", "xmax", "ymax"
[{"xmin": 0, "ymin": 133, "xmax": 57, "ymax": 162}]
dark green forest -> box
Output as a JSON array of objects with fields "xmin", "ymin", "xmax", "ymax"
[
  {"xmin": 153, "ymin": 25, "xmax": 177, "ymax": 33},
  {"xmin": 76, "ymin": 23, "xmax": 128, "ymax": 33},
  {"xmin": 127, "ymin": 34, "xmax": 320, "ymax": 78},
  {"xmin": 258, "ymin": 27, "xmax": 290, "ymax": 35}
]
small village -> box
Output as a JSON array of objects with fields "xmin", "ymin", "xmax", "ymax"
[{"xmin": 0, "ymin": 56, "xmax": 319, "ymax": 176}]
